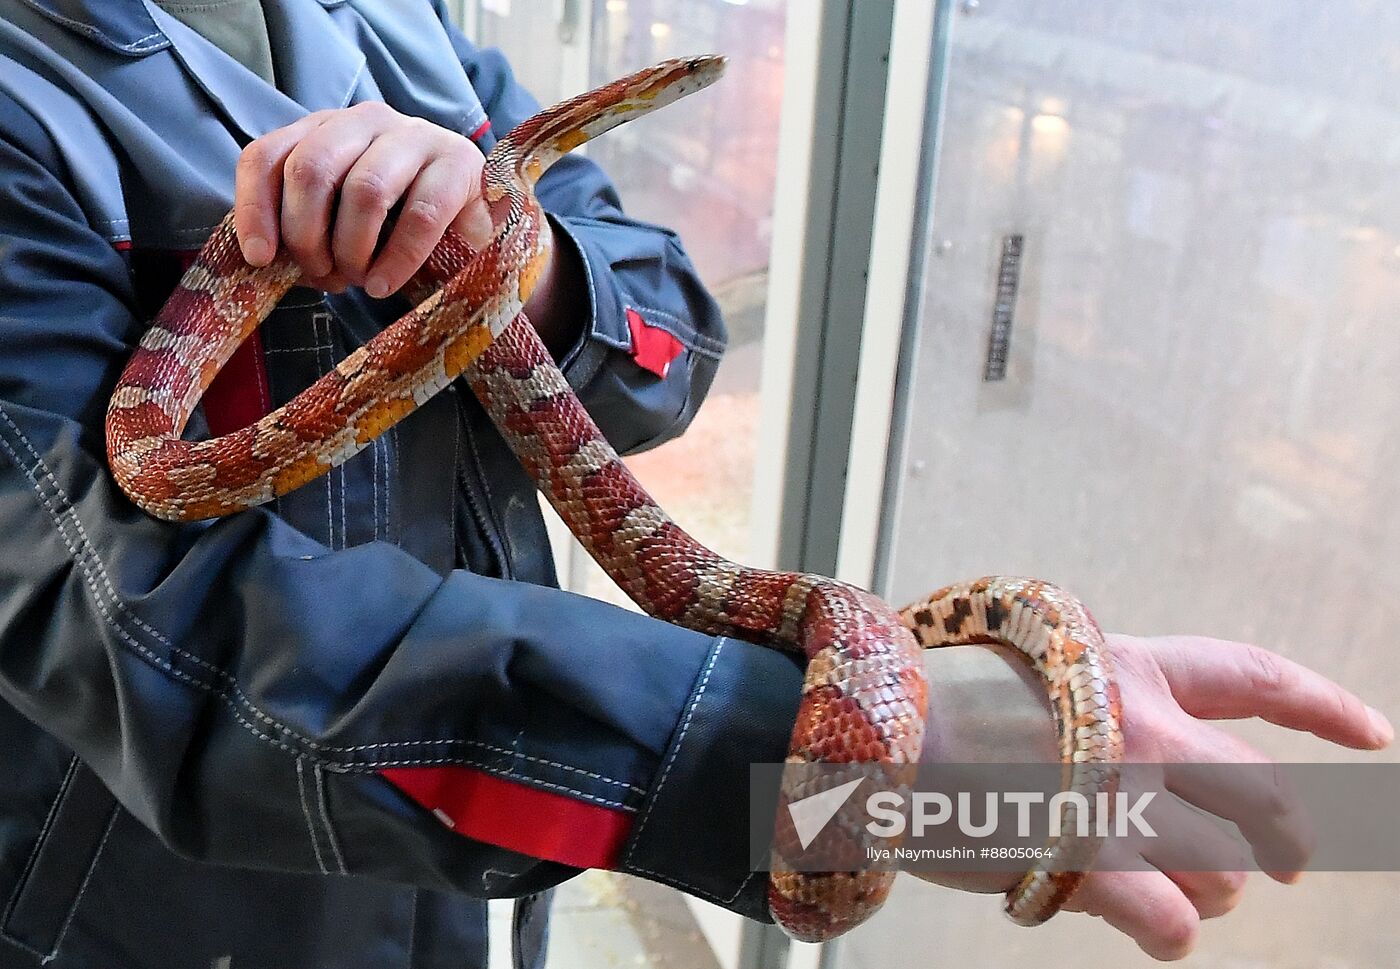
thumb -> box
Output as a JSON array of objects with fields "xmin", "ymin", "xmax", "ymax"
[{"xmin": 451, "ymin": 197, "xmax": 494, "ymax": 252}]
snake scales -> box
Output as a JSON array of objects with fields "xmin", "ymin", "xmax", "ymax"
[{"xmin": 105, "ymin": 57, "xmax": 1123, "ymax": 941}]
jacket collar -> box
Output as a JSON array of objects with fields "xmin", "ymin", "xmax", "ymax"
[
  {"xmin": 136, "ymin": 0, "xmax": 369, "ymax": 142},
  {"xmin": 19, "ymin": 0, "xmax": 347, "ymax": 57}
]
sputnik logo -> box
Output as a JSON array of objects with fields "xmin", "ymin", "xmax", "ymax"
[{"xmin": 787, "ymin": 778, "xmax": 865, "ymax": 850}]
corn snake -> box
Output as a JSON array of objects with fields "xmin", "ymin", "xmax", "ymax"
[{"xmin": 104, "ymin": 56, "xmax": 1123, "ymax": 940}]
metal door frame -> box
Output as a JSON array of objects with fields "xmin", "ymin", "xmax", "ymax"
[{"xmin": 748, "ymin": 1, "xmax": 948, "ymax": 966}]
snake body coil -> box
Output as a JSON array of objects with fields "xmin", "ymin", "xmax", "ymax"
[{"xmin": 105, "ymin": 57, "xmax": 1123, "ymax": 940}]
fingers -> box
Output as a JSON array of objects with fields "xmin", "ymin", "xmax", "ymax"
[
  {"xmin": 233, "ymin": 105, "xmax": 486, "ymax": 292},
  {"xmin": 280, "ymin": 117, "xmax": 382, "ymax": 280},
  {"xmin": 450, "ymin": 193, "xmax": 495, "ymax": 252},
  {"xmin": 1145, "ymin": 635, "xmax": 1392, "ymax": 750},
  {"xmin": 1162, "ymin": 866, "xmax": 1248, "ymax": 921},
  {"xmin": 234, "ymin": 111, "xmax": 329, "ymax": 265},
  {"xmin": 1069, "ymin": 870, "xmax": 1200, "ymax": 961},
  {"xmin": 1066, "ymin": 816, "xmax": 1249, "ymax": 961},
  {"xmin": 1163, "ymin": 724, "xmax": 1315, "ymax": 882},
  {"xmin": 331, "ymin": 137, "xmax": 428, "ymax": 286},
  {"xmin": 1139, "ymin": 795, "xmax": 1250, "ymax": 918},
  {"xmin": 365, "ymin": 147, "xmax": 478, "ymax": 298}
]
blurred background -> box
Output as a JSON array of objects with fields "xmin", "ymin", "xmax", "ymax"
[{"xmin": 452, "ymin": 1, "xmax": 1400, "ymax": 966}]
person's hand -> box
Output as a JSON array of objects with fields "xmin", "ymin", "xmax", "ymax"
[
  {"xmin": 917, "ymin": 635, "xmax": 1392, "ymax": 961},
  {"xmin": 233, "ymin": 103, "xmax": 496, "ymax": 297},
  {"xmin": 1064, "ymin": 634, "xmax": 1389, "ymax": 959},
  {"xmin": 232, "ymin": 104, "xmax": 586, "ymax": 355}
]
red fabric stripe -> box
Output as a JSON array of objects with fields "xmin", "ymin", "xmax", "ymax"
[
  {"xmin": 203, "ymin": 328, "xmax": 272, "ymax": 435},
  {"xmin": 112, "ymin": 239, "xmax": 133, "ymax": 252},
  {"xmin": 468, "ymin": 118, "xmax": 492, "ymax": 142},
  {"xmin": 626, "ymin": 308, "xmax": 684, "ymax": 379},
  {"xmin": 380, "ymin": 766, "xmax": 632, "ymax": 870}
]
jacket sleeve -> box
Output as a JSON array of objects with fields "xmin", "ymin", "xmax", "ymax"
[
  {"xmin": 430, "ymin": 1, "xmax": 727, "ymax": 455},
  {"xmin": 0, "ymin": 97, "xmax": 798, "ymax": 920}
]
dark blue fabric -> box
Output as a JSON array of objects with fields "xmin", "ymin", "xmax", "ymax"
[{"xmin": 0, "ymin": 2, "xmax": 802, "ymax": 967}]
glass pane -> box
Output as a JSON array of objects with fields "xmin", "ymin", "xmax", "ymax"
[
  {"xmin": 569, "ymin": 0, "xmax": 789, "ymax": 601},
  {"xmin": 469, "ymin": 0, "xmax": 585, "ymax": 104},
  {"xmin": 864, "ymin": 2, "xmax": 1400, "ymax": 967}
]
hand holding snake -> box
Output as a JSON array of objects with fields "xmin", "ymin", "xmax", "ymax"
[{"xmin": 104, "ymin": 59, "xmax": 1391, "ymax": 957}]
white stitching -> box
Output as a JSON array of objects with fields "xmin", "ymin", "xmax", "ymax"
[
  {"xmin": 1, "ymin": 757, "xmax": 79, "ymax": 935},
  {"xmin": 296, "ymin": 758, "xmax": 329, "ymax": 875},
  {"xmin": 462, "ymin": 421, "xmax": 514, "ymax": 567},
  {"xmin": 0, "ymin": 406, "xmax": 644, "ymax": 797},
  {"xmin": 340, "ymin": 464, "xmax": 348, "ymax": 550},
  {"xmin": 314, "ymin": 765, "xmax": 348, "ymax": 875},
  {"xmin": 0, "ymin": 417, "xmax": 644, "ymax": 804},
  {"xmin": 339, "ymin": 466, "xmax": 347, "ymax": 550},
  {"xmin": 0, "ymin": 442, "xmax": 328, "ymax": 771},
  {"xmin": 0, "ymin": 424, "xmax": 303, "ymax": 742},
  {"xmin": 0, "ymin": 931, "xmax": 45, "ymax": 960},
  {"xmin": 623, "ymin": 639, "xmax": 724, "ymax": 868},
  {"xmin": 626, "ymin": 867, "xmax": 756, "ymax": 908},
  {"xmin": 0, "ymin": 415, "xmax": 175, "ymax": 653},
  {"xmin": 120, "ymin": 29, "xmax": 165, "ymax": 50},
  {"xmin": 389, "ymin": 426, "xmax": 401, "ymax": 545},
  {"xmin": 340, "ymin": 63, "xmax": 365, "ymax": 110},
  {"xmin": 371, "ymin": 437, "xmax": 381, "ymax": 543},
  {"xmin": 264, "ymin": 344, "xmax": 333, "ymax": 354},
  {"xmin": 3, "ymin": 452, "xmax": 328, "ymax": 772},
  {"xmin": 550, "ymin": 217, "xmax": 724, "ymax": 360},
  {"xmin": 40, "ymin": 807, "xmax": 119, "ymax": 965},
  {"xmin": 293, "ymin": 735, "xmax": 643, "ymax": 790},
  {"xmin": 369, "ymin": 760, "xmax": 635, "ymax": 809},
  {"xmin": 620, "ymin": 639, "xmax": 757, "ymax": 906},
  {"xmin": 15, "ymin": 0, "xmax": 166, "ymax": 53},
  {"xmin": 325, "ymin": 312, "xmax": 347, "ymax": 551},
  {"xmin": 629, "ymin": 304, "xmax": 724, "ymax": 358}
]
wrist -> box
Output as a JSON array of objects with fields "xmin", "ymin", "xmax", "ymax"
[
  {"xmin": 523, "ymin": 218, "xmax": 587, "ymax": 359},
  {"xmin": 915, "ymin": 644, "xmax": 1059, "ymax": 895},
  {"xmin": 920, "ymin": 644, "xmax": 1058, "ymax": 766}
]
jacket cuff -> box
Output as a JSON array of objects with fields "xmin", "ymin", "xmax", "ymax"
[
  {"xmin": 549, "ymin": 212, "xmax": 725, "ymax": 454},
  {"xmin": 616, "ymin": 636, "xmax": 804, "ymax": 922}
]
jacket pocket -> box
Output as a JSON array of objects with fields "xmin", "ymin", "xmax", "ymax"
[{"xmin": 1, "ymin": 758, "xmax": 118, "ymax": 961}]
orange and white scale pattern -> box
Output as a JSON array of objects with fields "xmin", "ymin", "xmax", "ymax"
[{"xmin": 902, "ymin": 577, "xmax": 1124, "ymax": 925}]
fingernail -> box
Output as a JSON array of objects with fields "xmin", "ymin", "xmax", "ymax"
[
  {"xmin": 1367, "ymin": 705, "xmax": 1394, "ymax": 746},
  {"xmin": 243, "ymin": 235, "xmax": 272, "ymax": 266},
  {"xmin": 365, "ymin": 275, "xmax": 390, "ymax": 299}
]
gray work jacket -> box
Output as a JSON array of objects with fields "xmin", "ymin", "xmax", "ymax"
[{"xmin": 0, "ymin": 2, "xmax": 802, "ymax": 966}]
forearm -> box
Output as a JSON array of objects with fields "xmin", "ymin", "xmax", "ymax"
[
  {"xmin": 523, "ymin": 218, "xmax": 589, "ymax": 360},
  {"xmin": 921, "ymin": 644, "xmax": 1058, "ymax": 766},
  {"xmin": 917, "ymin": 644, "xmax": 1059, "ymax": 894}
]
